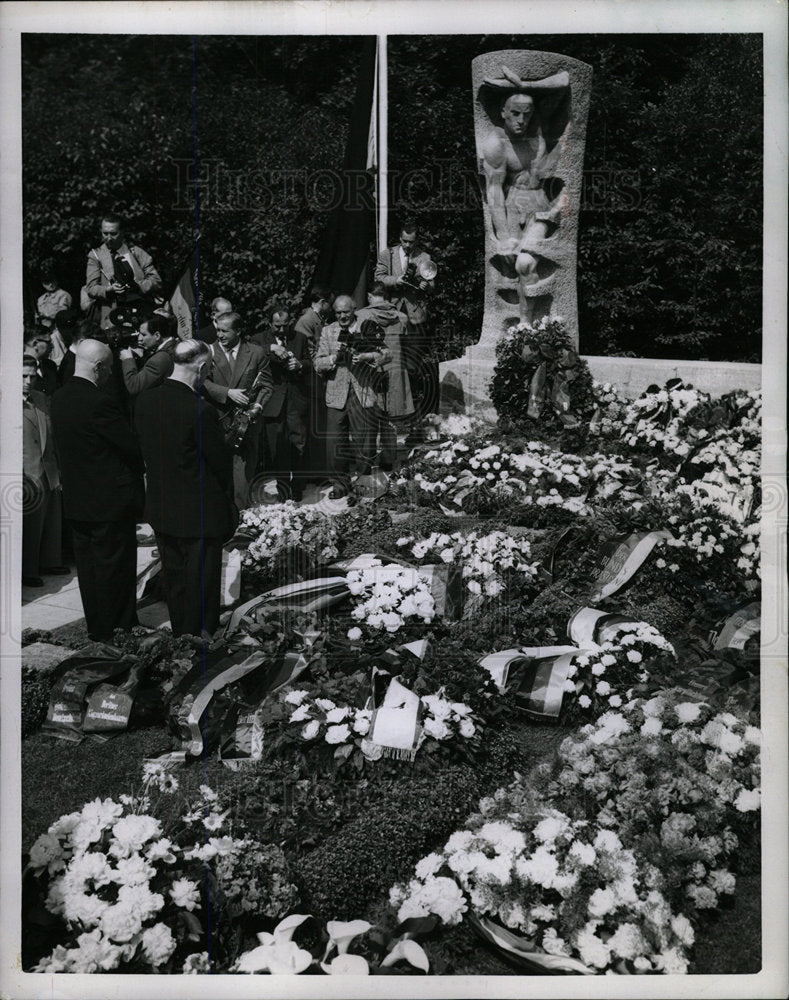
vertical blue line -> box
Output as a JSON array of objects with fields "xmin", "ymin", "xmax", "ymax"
[{"xmin": 191, "ymin": 34, "xmax": 212, "ymax": 965}]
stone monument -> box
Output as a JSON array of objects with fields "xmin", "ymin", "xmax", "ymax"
[{"xmin": 440, "ymin": 50, "xmax": 593, "ymax": 414}]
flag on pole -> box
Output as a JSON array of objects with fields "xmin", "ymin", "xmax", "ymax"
[
  {"xmin": 310, "ymin": 36, "xmax": 378, "ymax": 307},
  {"xmin": 168, "ymin": 252, "xmax": 199, "ymax": 339}
]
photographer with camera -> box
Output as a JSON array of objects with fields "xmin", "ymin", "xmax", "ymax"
[
  {"xmin": 374, "ymin": 219, "xmax": 438, "ymax": 427},
  {"xmin": 314, "ymin": 295, "xmax": 391, "ymax": 500},
  {"xmin": 85, "ymin": 213, "xmax": 162, "ymax": 332},
  {"xmin": 118, "ymin": 313, "xmax": 178, "ymax": 399}
]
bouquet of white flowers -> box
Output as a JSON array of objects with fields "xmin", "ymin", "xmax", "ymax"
[
  {"xmin": 239, "ymin": 502, "xmax": 340, "ymax": 582},
  {"xmin": 25, "ymin": 768, "xmax": 295, "ymax": 974},
  {"xmin": 391, "ymin": 792, "xmax": 696, "ymax": 974},
  {"xmin": 567, "ymin": 621, "xmax": 676, "ymax": 718},
  {"xmin": 346, "ymin": 560, "xmax": 435, "ymax": 632},
  {"xmin": 397, "ymin": 529, "xmax": 539, "ymax": 599}
]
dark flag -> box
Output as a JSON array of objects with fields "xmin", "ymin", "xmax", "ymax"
[
  {"xmin": 310, "ymin": 36, "xmax": 377, "ymax": 307},
  {"xmin": 167, "ymin": 252, "xmax": 199, "ymax": 339}
]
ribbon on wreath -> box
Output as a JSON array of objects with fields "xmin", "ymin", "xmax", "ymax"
[
  {"xmin": 42, "ymin": 643, "xmax": 144, "ymax": 742},
  {"xmin": 522, "ymin": 342, "xmax": 581, "ymax": 426},
  {"xmin": 467, "ymin": 912, "xmax": 594, "ymax": 975},
  {"xmin": 709, "ymin": 601, "xmax": 761, "ymax": 651},
  {"xmin": 222, "ymin": 576, "xmax": 350, "ymax": 637},
  {"xmin": 589, "ymin": 530, "xmax": 674, "ymax": 603},
  {"xmin": 360, "ymin": 640, "xmax": 430, "ymax": 762},
  {"xmin": 480, "ymin": 606, "xmax": 648, "ymax": 719}
]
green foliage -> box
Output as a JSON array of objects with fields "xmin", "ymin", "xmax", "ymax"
[
  {"xmin": 385, "ymin": 34, "xmax": 761, "ymax": 362},
  {"xmin": 23, "ymin": 34, "xmax": 761, "ymax": 359},
  {"xmin": 22, "ymin": 35, "xmax": 364, "ymax": 328}
]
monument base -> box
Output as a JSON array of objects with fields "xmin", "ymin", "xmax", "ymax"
[{"xmin": 439, "ymin": 350, "xmax": 762, "ymax": 418}]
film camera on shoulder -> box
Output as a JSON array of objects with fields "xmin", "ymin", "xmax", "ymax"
[{"xmin": 336, "ymin": 318, "xmax": 389, "ymax": 393}]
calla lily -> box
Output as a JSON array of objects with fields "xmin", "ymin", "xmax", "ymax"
[
  {"xmin": 266, "ymin": 940, "xmax": 314, "ymax": 975},
  {"xmin": 236, "ymin": 939, "xmax": 314, "ymax": 975},
  {"xmin": 272, "ymin": 913, "xmax": 311, "ymax": 942},
  {"xmin": 326, "ymin": 919, "xmax": 372, "ymax": 955},
  {"xmin": 320, "ymin": 954, "xmax": 370, "ymax": 975},
  {"xmin": 236, "ymin": 944, "xmax": 273, "ymax": 974},
  {"xmin": 380, "ymin": 939, "xmax": 430, "ymax": 973}
]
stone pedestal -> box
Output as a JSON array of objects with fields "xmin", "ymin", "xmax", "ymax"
[{"xmin": 441, "ymin": 50, "xmax": 592, "ymax": 414}]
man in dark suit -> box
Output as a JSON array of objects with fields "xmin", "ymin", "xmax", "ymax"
[
  {"xmin": 255, "ymin": 308, "xmax": 311, "ymax": 501},
  {"xmin": 24, "ymin": 329, "xmax": 59, "ymax": 396},
  {"xmin": 51, "ymin": 340, "xmax": 144, "ymax": 642},
  {"xmin": 22, "ymin": 355, "xmax": 68, "ymax": 587},
  {"xmin": 135, "ymin": 340, "xmax": 236, "ymax": 638},
  {"xmin": 294, "ymin": 286, "xmax": 331, "ymax": 482},
  {"xmin": 201, "ymin": 312, "xmax": 273, "ymax": 507},
  {"xmin": 196, "ymin": 296, "xmax": 233, "ymax": 345},
  {"xmin": 118, "ymin": 314, "xmax": 178, "ymax": 398}
]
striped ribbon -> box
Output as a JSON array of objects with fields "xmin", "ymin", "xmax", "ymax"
[
  {"xmin": 590, "ymin": 530, "xmax": 673, "ymax": 603},
  {"xmin": 710, "ymin": 601, "xmax": 761, "ymax": 650},
  {"xmin": 467, "ymin": 912, "xmax": 594, "ymax": 975}
]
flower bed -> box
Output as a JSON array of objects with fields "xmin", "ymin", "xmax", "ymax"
[{"xmin": 20, "ymin": 375, "xmax": 763, "ymax": 978}]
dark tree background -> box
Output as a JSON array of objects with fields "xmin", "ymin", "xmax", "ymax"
[{"xmin": 22, "ymin": 33, "xmax": 762, "ymax": 360}]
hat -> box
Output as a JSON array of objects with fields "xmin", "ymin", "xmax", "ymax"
[
  {"xmin": 108, "ymin": 301, "xmax": 153, "ymax": 331},
  {"xmin": 54, "ymin": 308, "xmax": 78, "ymax": 332}
]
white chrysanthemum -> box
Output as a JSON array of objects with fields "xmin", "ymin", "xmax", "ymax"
[
  {"xmin": 100, "ymin": 903, "xmax": 144, "ymax": 943},
  {"xmin": 141, "ymin": 923, "xmax": 177, "ymax": 967},
  {"xmin": 675, "ymin": 701, "xmax": 702, "ymax": 723},
  {"xmin": 170, "ymin": 878, "xmax": 201, "ymax": 911},
  {"xmin": 109, "ymin": 814, "xmax": 162, "ymax": 859}
]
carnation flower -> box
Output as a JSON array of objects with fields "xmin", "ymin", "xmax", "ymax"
[
  {"xmin": 100, "ymin": 903, "xmax": 144, "ymax": 943},
  {"xmin": 289, "ymin": 703, "xmax": 311, "ymax": 723},
  {"xmin": 346, "ymin": 627, "xmax": 362, "ymax": 641},
  {"xmin": 170, "ymin": 878, "xmax": 201, "ymax": 911},
  {"xmin": 302, "ymin": 720, "xmax": 320, "ymax": 740},
  {"xmin": 109, "ymin": 814, "xmax": 162, "ymax": 858},
  {"xmin": 459, "ymin": 718, "xmax": 476, "ymax": 738},
  {"xmin": 325, "ymin": 724, "xmax": 351, "ymax": 745},
  {"xmin": 141, "ymin": 923, "xmax": 176, "ymax": 967},
  {"xmin": 284, "ymin": 689, "xmax": 309, "ymax": 706},
  {"xmin": 675, "ymin": 701, "xmax": 702, "ymax": 723},
  {"xmin": 734, "ymin": 788, "xmax": 760, "ymax": 812}
]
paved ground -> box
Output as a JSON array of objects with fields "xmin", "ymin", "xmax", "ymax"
[{"xmin": 21, "ymin": 476, "xmax": 386, "ymax": 636}]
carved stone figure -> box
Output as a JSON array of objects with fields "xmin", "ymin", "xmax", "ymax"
[{"xmin": 440, "ymin": 51, "xmax": 592, "ymax": 414}]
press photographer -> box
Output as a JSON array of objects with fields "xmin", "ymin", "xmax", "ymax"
[
  {"xmin": 85, "ymin": 213, "xmax": 162, "ymax": 332},
  {"xmin": 374, "ymin": 219, "xmax": 438, "ymax": 423},
  {"xmin": 314, "ymin": 295, "xmax": 392, "ymax": 499}
]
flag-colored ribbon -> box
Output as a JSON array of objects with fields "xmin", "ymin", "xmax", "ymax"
[
  {"xmin": 467, "ymin": 912, "xmax": 594, "ymax": 975},
  {"xmin": 590, "ymin": 530, "xmax": 673, "ymax": 603},
  {"xmin": 710, "ymin": 601, "xmax": 761, "ymax": 651}
]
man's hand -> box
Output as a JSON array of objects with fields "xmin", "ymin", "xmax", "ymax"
[
  {"xmin": 395, "ymin": 275, "xmax": 406, "ymax": 288},
  {"xmin": 248, "ymin": 404, "xmax": 262, "ymax": 418},
  {"xmin": 352, "ymin": 351, "xmax": 377, "ymax": 364},
  {"xmin": 287, "ymin": 356, "xmax": 301, "ymax": 372},
  {"xmin": 227, "ymin": 388, "xmax": 249, "ymax": 407},
  {"xmin": 118, "ymin": 348, "xmax": 134, "ymax": 360},
  {"xmin": 270, "ymin": 343, "xmax": 288, "ymax": 360},
  {"xmin": 109, "ymin": 280, "xmax": 128, "ymax": 295}
]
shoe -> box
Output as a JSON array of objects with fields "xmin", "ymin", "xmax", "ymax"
[
  {"xmin": 22, "ymin": 575, "xmax": 44, "ymax": 588},
  {"xmin": 41, "ymin": 565, "xmax": 71, "ymax": 575}
]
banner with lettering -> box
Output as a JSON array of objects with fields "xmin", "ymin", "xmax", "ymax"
[
  {"xmin": 42, "ymin": 643, "xmax": 142, "ymax": 742},
  {"xmin": 590, "ymin": 530, "xmax": 674, "ymax": 603},
  {"xmin": 709, "ymin": 601, "xmax": 761, "ymax": 651}
]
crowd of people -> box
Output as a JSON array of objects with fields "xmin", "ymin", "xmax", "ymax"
[{"xmin": 22, "ymin": 212, "xmax": 439, "ymax": 643}]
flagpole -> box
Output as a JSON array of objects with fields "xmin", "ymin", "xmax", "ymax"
[{"xmin": 377, "ymin": 34, "xmax": 388, "ymax": 256}]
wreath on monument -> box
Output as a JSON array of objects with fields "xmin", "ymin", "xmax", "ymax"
[{"xmin": 489, "ymin": 316, "xmax": 596, "ymax": 432}]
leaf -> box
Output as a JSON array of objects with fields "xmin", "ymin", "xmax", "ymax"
[
  {"xmin": 334, "ymin": 743, "xmax": 354, "ymax": 761},
  {"xmin": 397, "ymin": 915, "xmax": 438, "ymax": 937}
]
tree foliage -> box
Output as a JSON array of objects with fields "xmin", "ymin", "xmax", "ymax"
[{"xmin": 22, "ymin": 33, "xmax": 761, "ymax": 359}]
